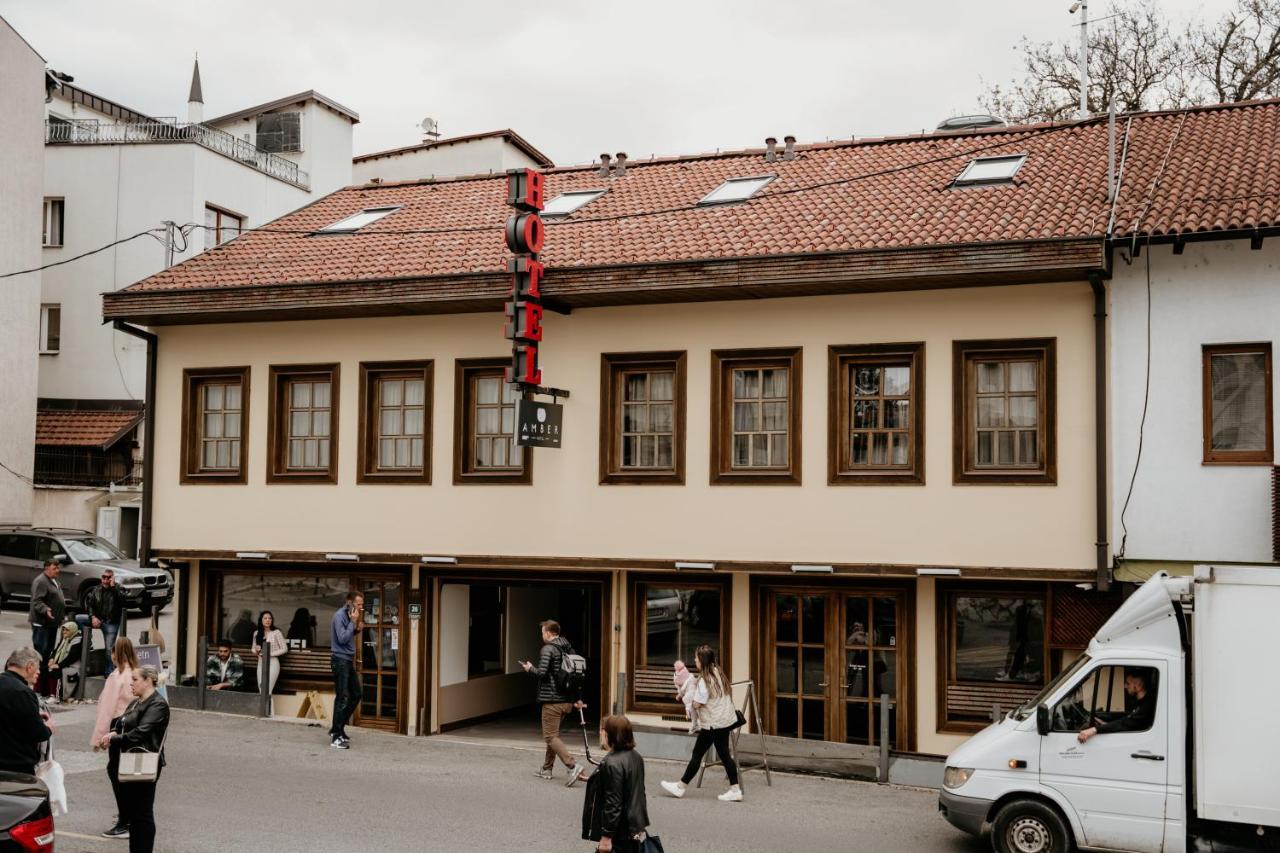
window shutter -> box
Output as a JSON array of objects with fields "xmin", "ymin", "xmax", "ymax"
[{"xmin": 281, "ymin": 112, "xmax": 301, "ymax": 152}]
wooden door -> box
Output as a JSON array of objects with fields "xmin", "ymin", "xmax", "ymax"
[
  {"xmin": 766, "ymin": 588, "xmax": 908, "ymax": 747},
  {"xmin": 356, "ymin": 577, "xmax": 403, "ymax": 731}
]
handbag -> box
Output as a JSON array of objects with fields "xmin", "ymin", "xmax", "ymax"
[
  {"xmin": 35, "ymin": 740, "xmax": 67, "ymax": 815},
  {"xmin": 639, "ymin": 833, "xmax": 665, "ymax": 853},
  {"xmin": 729, "ymin": 709, "xmax": 747, "ymax": 730}
]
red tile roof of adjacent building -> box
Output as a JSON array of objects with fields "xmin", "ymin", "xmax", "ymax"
[
  {"xmin": 118, "ymin": 99, "xmax": 1280, "ymax": 296},
  {"xmin": 36, "ymin": 409, "xmax": 143, "ymax": 449}
]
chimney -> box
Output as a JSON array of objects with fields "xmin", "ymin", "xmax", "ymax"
[
  {"xmin": 765, "ymin": 137, "xmax": 777, "ymax": 163},
  {"xmin": 783, "ymin": 135, "xmax": 796, "ymax": 161},
  {"xmin": 597, "ymin": 153, "xmax": 612, "ymax": 178},
  {"xmin": 614, "ymin": 152, "xmax": 627, "ymax": 176},
  {"xmin": 187, "ymin": 55, "xmax": 204, "ymax": 124}
]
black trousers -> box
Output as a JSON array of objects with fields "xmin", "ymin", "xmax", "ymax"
[
  {"xmin": 108, "ymin": 749, "xmax": 161, "ymax": 853},
  {"xmin": 329, "ymin": 655, "xmax": 361, "ymax": 738},
  {"xmin": 680, "ymin": 725, "xmax": 739, "ymax": 785}
]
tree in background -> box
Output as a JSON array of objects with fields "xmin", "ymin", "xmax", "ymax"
[{"xmin": 980, "ymin": 0, "xmax": 1280, "ymax": 123}]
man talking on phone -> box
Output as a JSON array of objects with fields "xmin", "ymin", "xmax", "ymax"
[{"xmin": 328, "ymin": 591, "xmax": 363, "ymax": 749}]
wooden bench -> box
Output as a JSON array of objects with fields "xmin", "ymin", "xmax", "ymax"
[
  {"xmin": 946, "ymin": 682, "xmax": 1040, "ymax": 720},
  {"xmin": 234, "ymin": 647, "xmax": 333, "ymax": 692},
  {"xmin": 634, "ymin": 665, "xmax": 677, "ymax": 700}
]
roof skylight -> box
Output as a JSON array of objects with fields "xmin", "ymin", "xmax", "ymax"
[
  {"xmin": 953, "ymin": 155, "xmax": 1027, "ymax": 186},
  {"xmin": 542, "ymin": 190, "xmax": 606, "ymax": 218},
  {"xmin": 698, "ymin": 175, "xmax": 775, "ymax": 206},
  {"xmin": 317, "ymin": 206, "xmax": 401, "ymax": 233}
]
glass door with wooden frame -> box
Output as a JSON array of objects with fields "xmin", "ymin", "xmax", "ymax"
[
  {"xmin": 767, "ymin": 589, "xmax": 907, "ymax": 747},
  {"xmin": 357, "ymin": 578, "xmax": 402, "ymax": 731}
]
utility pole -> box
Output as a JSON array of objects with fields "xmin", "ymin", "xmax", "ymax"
[
  {"xmin": 163, "ymin": 221, "xmax": 176, "ymax": 268},
  {"xmin": 1071, "ymin": 0, "xmax": 1089, "ymax": 118}
]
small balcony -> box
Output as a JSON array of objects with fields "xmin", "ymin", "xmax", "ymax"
[
  {"xmin": 45, "ymin": 119, "xmax": 310, "ymax": 190},
  {"xmin": 34, "ymin": 447, "xmax": 142, "ymax": 489}
]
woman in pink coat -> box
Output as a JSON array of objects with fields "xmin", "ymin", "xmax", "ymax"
[{"xmin": 93, "ymin": 636, "xmax": 139, "ymax": 839}]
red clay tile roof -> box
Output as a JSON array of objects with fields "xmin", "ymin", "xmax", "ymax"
[
  {"xmin": 36, "ymin": 410, "xmax": 142, "ymax": 449},
  {"xmin": 121, "ymin": 99, "xmax": 1280, "ymax": 296}
]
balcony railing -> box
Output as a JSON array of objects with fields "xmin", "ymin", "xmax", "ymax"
[
  {"xmin": 34, "ymin": 448, "xmax": 142, "ymax": 489},
  {"xmin": 46, "ymin": 119, "xmax": 310, "ymax": 190}
]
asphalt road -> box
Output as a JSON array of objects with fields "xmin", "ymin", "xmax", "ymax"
[{"xmin": 5, "ymin": 604, "xmax": 984, "ymax": 852}]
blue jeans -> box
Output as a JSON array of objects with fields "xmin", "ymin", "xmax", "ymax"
[
  {"xmin": 329, "ymin": 656, "xmax": 361, "ymax": 739},
  {"xmin": 74, "ymin": 614, "xmax": 119, "ymax": 675}
]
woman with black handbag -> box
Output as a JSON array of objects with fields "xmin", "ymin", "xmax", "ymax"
[
  {"xmin": 582, "ymin": 715, "xmax": 658, "ymax": 853},
  {"xmin": 660, "ymin": 644, "xmax": 743, "ymax": 802},
  {"xmin": 98, "ymin": 665, "xmax": 169, "ymax": 853}
]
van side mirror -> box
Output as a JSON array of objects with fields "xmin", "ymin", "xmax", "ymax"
[{"xmin": 1036, "ymin": 704, "xmax": 1050, "ymax": 736}]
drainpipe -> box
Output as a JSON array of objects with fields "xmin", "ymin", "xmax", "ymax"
[
  {"xmin": 112, "ymin": 321, "xmax": 156, "ymax": 568},
  {"xmin": 1088, "ymin": 275, "xmax": 1111, "ymax": 592}
]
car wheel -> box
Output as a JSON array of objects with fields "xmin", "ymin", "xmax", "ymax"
[
  {"xmin": 991, "ymin": 800, "xmax": 1074, "ymax": 853},
  {"xmin": 78, "ymin": 582, "xmax": 99, "ymax": 614}
]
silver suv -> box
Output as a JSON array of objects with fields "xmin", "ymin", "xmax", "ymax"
[{"xmin": 0, "ymin": 526, "xmax": 173, "ymax": 612}]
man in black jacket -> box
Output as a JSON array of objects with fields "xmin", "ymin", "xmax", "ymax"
[
  {"xmin": 1077, "ymin": 670, "xmax": 1157, "ymax": 743},
  {"xmin": 76, "ymin": 569, "xmax": 126, "ymax": 675},
  {"xmin": 521, "ymin": 620, "xmax": 588, "ymax": 785},
  {"xmin": 28, "ymin": 558, "xmax": 65, "ymax": 698},
  {"xmin": 0, "ymin": 648, "xmax": 55, "ymax": 775}
]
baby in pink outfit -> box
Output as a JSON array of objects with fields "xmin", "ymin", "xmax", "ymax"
[{"xmin": 673, "ymin": 660, "xmax": 698, "ymax": 733}]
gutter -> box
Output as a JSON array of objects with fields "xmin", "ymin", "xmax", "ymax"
[
  {"xmin": 1088, "ymin": 274, "xmax": 1111, "ymax": 591},
  {"xmin": 111, "ymin": 321, "xmax": 156, "ymax": 567}
]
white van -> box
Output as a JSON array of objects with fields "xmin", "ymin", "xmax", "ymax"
[{"xmin": 939, "ymin": 566, "xmax": 1279, "ymax": 853}]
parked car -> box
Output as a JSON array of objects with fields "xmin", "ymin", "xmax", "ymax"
[
  {"xmin": 0, "ymin": 526, "xmax": 173, "ymax": 613},
  {"xmin": 646, "ymin": 588, "xmax": 683, "ymax": 635},
  {"xmin": 0, "ymin": 772, "xmax": 53, "ymax": 852}
]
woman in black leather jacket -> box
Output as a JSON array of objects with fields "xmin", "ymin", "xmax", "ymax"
[
  {"xmin": 582, "ymin": 715, "xmax": 651, "ymax": 853},
  {"xmin": 97, "ymin": 665, "xmax": 169, "ymax": 853}
]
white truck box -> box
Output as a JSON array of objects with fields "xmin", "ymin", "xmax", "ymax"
[{"xmin": 1192, "ymin": 564, "xmax": 1280, "ymax": 828}]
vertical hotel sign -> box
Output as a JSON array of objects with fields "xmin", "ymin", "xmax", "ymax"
[{"xmin": 504, "ymin": 168, "xmax": 568, "ymax": 448}]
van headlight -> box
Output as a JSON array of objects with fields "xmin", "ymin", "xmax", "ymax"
[{"xmin": 943, "ymin": 767, "xmax": 974, "ymax": 789}]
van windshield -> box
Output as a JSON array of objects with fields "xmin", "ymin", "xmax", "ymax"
[
  {"xmin": 1011, "ymin": 654, "xmax": 1091, "ymax": 720},
  {"xmin": 64, "ymin": 536, "xmax": 127, "ymax": 562}
]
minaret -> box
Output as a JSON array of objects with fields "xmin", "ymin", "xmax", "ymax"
[{"xmin": 187, "ymin": 55, "xmax": 203, "ymax": 124}]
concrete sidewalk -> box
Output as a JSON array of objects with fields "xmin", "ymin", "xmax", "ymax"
[{"xmin": 41, "ymin": 705, "xmax": 983, "ymax": 852}]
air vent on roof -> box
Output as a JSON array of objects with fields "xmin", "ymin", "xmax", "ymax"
[
  {"xmin": 936, "ymin": 114, "xmax": 1007, "ymax": 133},
  {"xmin": 543, "ymin": 190, "xmax": 606, "ymax": 218},
  {"xmin": 698, "ymin": 175, "xmax": 775, "ymax": 206},
  {"xmin": 316, "ymin": 206, "xmax": 401, "ymax": 233},
  {"xmin": 952, "ymin": 154, "xmax": 1026, "ymax": 187}
]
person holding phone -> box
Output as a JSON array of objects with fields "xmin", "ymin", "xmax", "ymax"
[{"xmin": 328, "ymin": 592, "xmax": 363, "ymax": 749}]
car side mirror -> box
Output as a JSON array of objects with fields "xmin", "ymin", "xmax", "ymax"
[{"xmin": 1036, "ymin": 704, "xmax": 1050, "ymax": 736}]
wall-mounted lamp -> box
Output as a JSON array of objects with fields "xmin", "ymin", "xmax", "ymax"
[
  {"xmin": 790, "ymin": 565, "xmax": 834, "ymax": 574},
  {"xmin": 235, "ymin": 552, "xmax": 270, "ymax": 560},
  {"xmin": 325, "ymin": 553, "xmax": 360, "ymax": 562},
  {"xmin": 420, "ymin": 556, "xmax": 458, "ymax": 564},
  {"xmin": 675, "ymin": 561, "xmax": 715, "ymax": 571},
  {"xmin": 916, "ymin": 568, "xmax": 962, "ymax": 576}
]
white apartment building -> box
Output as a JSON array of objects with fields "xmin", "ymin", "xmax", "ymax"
[
  {"xmin": 0, "ymin": 16, "xmax": 46, "ymax": 525},
  {"xmin": 353, "ymin": 128, "xmax": 553, "ymax": 184},
  {"xmin": 1110, "ymin": 238, "xmax": 1280, "ymax": 578},
  {"xmin": 34, "ymin": 61, "xmax": 359, "ymax": 546}
]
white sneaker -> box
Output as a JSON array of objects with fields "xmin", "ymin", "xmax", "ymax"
[
  {"xmin": 660, "ymin": 780, "xmax": 686, "ymax": 799},
  {"xmin": 565, "ymin": 763, "xmax": 591, "ymax": 788},
  {"xmin": 718, "ymin": 786, "xmax": 744, "ymax": 802}
]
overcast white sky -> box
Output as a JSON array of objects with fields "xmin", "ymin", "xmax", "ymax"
[{"xmin": 2, "ymin": 0, "xmax": 1228, "ymax": 166}]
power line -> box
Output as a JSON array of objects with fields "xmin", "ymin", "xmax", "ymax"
[
  {"xmin": 0, "ymin": 458, "xmax": 35, "ymax": 486},
  {"xmin": 0, "ymin": 228, "xmax": 168, "ymax": 280}
]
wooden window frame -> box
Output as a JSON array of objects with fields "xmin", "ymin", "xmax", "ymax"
[
  {"xmin": 204, "ymin": 204, "xmax": 244, "ymax": 250},
  {"xmin": 936, "ymin": 583, "xmax": 1050, "ymax": 734},
  {"xmin": 453, "ymin": 358, "xmax": 532, "ymax": 485},
  {"xmin": 828, "ymin": 343, "xmax": 925, "ymax": 485},
  {"xmin": 599, "ymin": 351, "xmax": 687, "ymax": 485},
  {"xmin": 357, "ymin": 360, "xmax": 433, "ymax": 485},
  {"xmin": 1202, "ymin": 342, "xmax": 1274, "ymax": 465},
  {"xmin": 710, "ymin": 346, "xmax": 802, "ymax": 485},
  {"xmin": 953, "ymin": 338, "xmax": 1056, "ymax": 485},
  {"xmin": 180, "ymin": 366, "xmax": 250, "ymax": 485},
  {"xmin": 266, "ymin": 363, "xmax": 339, "ymax": 485},
  {"xmin": 627, "ymin": 573, "xmax": 731, "ymax": 714}
]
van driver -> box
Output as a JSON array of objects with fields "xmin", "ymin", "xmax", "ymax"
[{"xmin": 1077, "ymin": 670, "xmax": 1155, "ymax": 743}]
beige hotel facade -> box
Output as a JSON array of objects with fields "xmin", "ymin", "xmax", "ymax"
[{"xmin": 102, "ymin": 122, "xmax": 1139, "ymax": 759}]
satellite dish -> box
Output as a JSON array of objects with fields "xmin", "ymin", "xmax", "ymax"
[{"xmin": 420, "ymin": 117, "xmax": 438, "ymax": 135}]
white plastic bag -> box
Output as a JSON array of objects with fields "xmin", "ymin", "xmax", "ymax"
[{"xmin": 36, "ymin": 758, "xmax": 67, "ymax": 815}]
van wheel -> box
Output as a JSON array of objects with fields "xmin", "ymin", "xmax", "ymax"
[{"xmin": 991, "ymin": 800, "xmax": 1073, "ymax": 853}]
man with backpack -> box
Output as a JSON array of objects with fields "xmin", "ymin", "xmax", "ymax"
[{"xmin": 521, "ymin": 619, "xmax": 589, "ymax": 787}]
